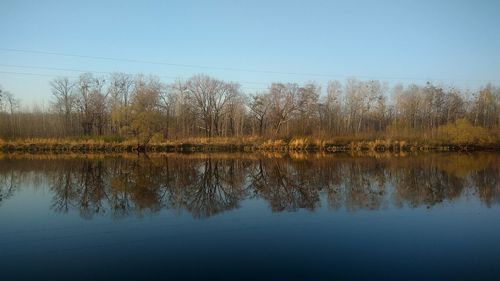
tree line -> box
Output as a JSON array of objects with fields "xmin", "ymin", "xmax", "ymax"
[{"xmin": 1, "ymin": 73, "xmax": 499, "ymax": 144}]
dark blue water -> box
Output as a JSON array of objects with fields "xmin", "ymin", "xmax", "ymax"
[{"xmin": 0, "ymin": 153, "xmax": 499, "ymax": 281}]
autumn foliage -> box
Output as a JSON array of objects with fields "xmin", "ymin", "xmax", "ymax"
[
  {"xmin": 1, "ymin": 74, "xmax": 499, "ymax": 150},
  {"xmin": 438, "ymin": 118, "xmax": 494, "ymax": 145}
]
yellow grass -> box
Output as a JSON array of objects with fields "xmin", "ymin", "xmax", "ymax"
[{"xmin": 1, "ymin": 132, "xmax": 498, "ymax": 154}]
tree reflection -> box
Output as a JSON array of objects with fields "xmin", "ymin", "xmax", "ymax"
[
  {"xmin": 473, "ymin": 165, "xmax": 500, "ymax": 207},
  {"xmin": 249, "ymin": 159, "xmax": 320, "ymax": 211},
  {"xmin": 165, "ymin": 158, "xmax": 248, "ymax": 218},
  {"xmin": 0, "ymin": 153, "xmax": 497, "ymax": 218},
  {"xmin": 0, "ymin": 170, "xmax": 19, "ymax": 206},
  {"xmin": 42, "ymin": 155, "xmax": 248, "ymax": 219}
]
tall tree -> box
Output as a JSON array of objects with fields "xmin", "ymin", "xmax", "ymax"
[
  {"xmin": 185, "ymin": 75, "xmax": 239, "ymax": 137},
  {"xmin": 125, "ymin": 76, "xmax": 164, "ymax": 148},
  {"xmin": 268, "ymin": 83, "xmax": 299, "ymax": 136},
  {"xmin": 249, "ymin": 93, "xmax": 270, "ymax": 136},
  {"xmin": 108, "ymin": 73, "xmax": 134, "ymax": 133},
  {"xmin": 50, "ymin": 77, "xmax": 75, "ymax": 135}
]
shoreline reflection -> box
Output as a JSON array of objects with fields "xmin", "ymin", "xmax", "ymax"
[{"xmin": 0, "ymin": 153, "xmax": 498, "ymax": 219}]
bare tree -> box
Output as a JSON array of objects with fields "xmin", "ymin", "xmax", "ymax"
[
  {"xmin": 91, "ymin": 79, "xmax": 108, "ymax": 136},
  {"xmin": 185, "ymin": 75, "xmax": 239, "ymax": 137},
  {"xmin": 108, "ymin": 73, "xmax": 134, "ymax": 133},
  {"xmin": 268, "ymin": 83, "xmax": 300, "ymax": 136},
  {"xmin": 324, "ymin": 80, "xmax": 343, "ymax": 134},
  {"xmin": 74, "ymin": 73, "xmax": 107, "ymax": 135},
  {"xmin": 249, "ymin": 93, "xmax": 270, "ymax": 136},
  {"xmin": 75, "ymin": 73, "xmax": 96, "ymax": 135},
  {"xmin": 296, "ymin": 83, "xmax": 320, "ymax": 135},
  {"xmin": 0, "ymin": 91, "xmax": 20, "ymax": 136},
  {"xmin": 50, "ymin": 77, "xmax": 75, "ymax": 134}
]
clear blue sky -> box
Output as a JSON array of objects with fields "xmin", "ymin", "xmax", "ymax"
[{"xmin": 1, "ymin": 0, "xmax": 499, "ymax": 106}]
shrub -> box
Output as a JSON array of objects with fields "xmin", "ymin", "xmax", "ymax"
[{"xmin": 438, "ymin": 118, "xmax": 492, "ymax": 145}]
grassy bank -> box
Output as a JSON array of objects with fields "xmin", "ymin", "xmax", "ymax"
[{"xmin": 1, "ymin": 136, "xmax": 498, "ymax": 153}]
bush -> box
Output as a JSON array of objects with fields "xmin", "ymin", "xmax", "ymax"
[{"xmin": 438, "ymin": 118, "xmax": 492, "ymax": 145}]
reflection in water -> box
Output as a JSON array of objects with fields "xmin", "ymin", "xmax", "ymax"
[
  {"xmin": 0, "ymin": 153, "xmax": 498, "ymax": 219},
  {"xmin": 0, "ymin": 169, "xmax": 19, "ymax": 205}
]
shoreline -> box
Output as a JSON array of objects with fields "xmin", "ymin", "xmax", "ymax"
[{"xmin": 1, "ymin": 138, "xmax": 498, "ymax": 153}]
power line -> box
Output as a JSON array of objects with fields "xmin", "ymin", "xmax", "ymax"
[
  {"xmin": 0, "ymin": 63, "xmax": 178, "ymax": 79},
  {"xmin": 0, "ymin": 70, "xmax": 78, "ymax": 79},
  {"xmin": 1, "ymin": 47, "xmax": 498, "ymax": 83},
  {"xmin": 0, "ymin": 63, "xmax": 270, "ymax": 85},
  {"xmin": 1, "ymin": 47, "xmax": 329, "ymax": 76},
  {"xmin": 0, "ymin": 70, "xmax": 268, "ymax": 91}
]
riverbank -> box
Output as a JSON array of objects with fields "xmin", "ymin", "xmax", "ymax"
[{"xmin": 1, "ymin": 137, "xmax": 498, "ymax": 153}]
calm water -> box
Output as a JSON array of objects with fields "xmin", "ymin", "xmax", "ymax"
[{"xmin": 0, "ymin": 152, "xmax": 499, "ymax": 281}]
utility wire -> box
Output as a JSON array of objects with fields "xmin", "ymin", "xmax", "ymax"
[
  {"xmin": 1, "ymin": 47, "xmax": 498, "ymax": 83},
  {"xmin": 0, "ymin": 63, "xmax": 270, "ymax": 85},
  {"xmin": 0, "ymin": 47, "xmax": 329, "ymax": 76},
  {"xmin": 0, "ymin": 70, "xmax": 267, "ymax": 91}
]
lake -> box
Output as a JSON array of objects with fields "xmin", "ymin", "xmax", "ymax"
[{"xmin": 0, "ymin": 152, "xmax": 499, "ymax": 281}]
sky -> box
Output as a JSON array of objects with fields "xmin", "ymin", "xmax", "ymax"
[{"xmin": 1, "ymin": 0, "xmax": 499, "ymax": 106}]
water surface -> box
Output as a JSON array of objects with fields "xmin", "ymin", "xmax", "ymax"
[{"xmin": 0, "ymin": 152, "xmax": 499, "ymax": 281}]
